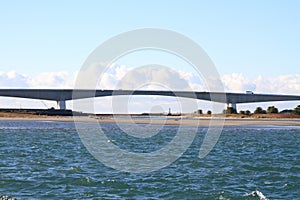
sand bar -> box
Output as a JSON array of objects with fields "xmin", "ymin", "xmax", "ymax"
[{"xmin": 0, "ymin": 114, "xmax": 300, "ymax": 127}]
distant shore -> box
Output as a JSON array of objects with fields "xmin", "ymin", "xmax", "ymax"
[{"xmin": 0, "ymin": 112, "xmax": 300, "ymax": 126}]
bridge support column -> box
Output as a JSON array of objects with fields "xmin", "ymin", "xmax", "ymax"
[
  {"xmin": 226, "ymin": 103, "xmax": 237, "ymax": 112},
  {"xmin": 230, "ymin": 103, "xmax": 237, "ymax": 111},
  {"xmin": 57, "ymin": 100, "xmax": 66, "ymax": 110}
]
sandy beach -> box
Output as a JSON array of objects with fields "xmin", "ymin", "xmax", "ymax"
[{"xmin": 0, "ymin": 113, "xmax": 300, "ymax": 126}]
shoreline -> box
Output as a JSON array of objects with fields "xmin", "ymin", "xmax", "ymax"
[{"xmin": 0, "ymin": 115, "xmax": 300, "ymax": 126}]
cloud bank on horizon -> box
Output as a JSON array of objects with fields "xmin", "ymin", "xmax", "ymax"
[
  {"xmin": 0, "ymin": 66, "xmax": 299, "ymax": 94},
  {"xmin": 0, "ymin": 66, "xmax": 299, "ymax": 113}
]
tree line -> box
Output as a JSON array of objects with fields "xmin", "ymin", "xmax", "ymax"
[
  {"xmin": 222, "ymin": 105, "xmax": 300, "ymax": 115},
  {"xmin": 195, "ymin": 105, "xmax": 300, "ymax": 115}
]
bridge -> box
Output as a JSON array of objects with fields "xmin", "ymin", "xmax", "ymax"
[{"xmin": 0, "ymin": 89, "xmax": 299, "ymax": 111}]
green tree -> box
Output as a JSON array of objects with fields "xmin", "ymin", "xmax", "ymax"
[
  {"xmin": 245, "ymin": 110, "xmax": 251, "ymax": 115},
  {"xmin": 195, "ymin": 109, "xmax": 203, "ymax": 115},
  {"xmin": 293, "ymin": 105, "xmax": 300, "ymax": 115},
  {"xmin": 224, "ymin": 107, "xmax": 237, "ymax": 114},
  {"xmin": 239, "ymin": 110, "xmax": 246, "ymax": 115},
  {"xmin": 254, "ymin": 107, "xmax": 266, "ymax": 114},
  {"xmin": 267, "ymin": 106, "xmax": 279, "ymax": 114},
  {"xmin": 207, "ymin": 110, "xmax": 212, "ymax": 115}
]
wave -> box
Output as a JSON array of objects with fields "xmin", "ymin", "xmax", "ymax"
[{"xmin": 244, "ymin": 190, "xmax": 269, "ymax": 200}]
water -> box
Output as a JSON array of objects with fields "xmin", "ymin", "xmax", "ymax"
[{"xmin": 0, "ymin": 120, "xmax": 299, "ymax": 199}]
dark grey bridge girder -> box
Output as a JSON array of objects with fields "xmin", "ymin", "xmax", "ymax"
[{"xmin": 0, "ymin": 89, "xmax": 300, "ymax": 104}]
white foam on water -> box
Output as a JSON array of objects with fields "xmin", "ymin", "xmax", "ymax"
[{"xmin": 244, "ymin": 190, "xmax": 269, "ymax": 200}]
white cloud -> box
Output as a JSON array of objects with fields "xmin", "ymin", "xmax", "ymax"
[
  {"xmin": 116, "ymin": 65, "xmax": 191, "ymax": 90},
  {"xmin": 98, "ymin": 65, "xmax": 193, "ymax": 91},
  {"xmin": 0, "ymin": 67, "xmax": 299, "ymax": 112},
  {"xmin": 255, "ymin": 75, "xmax": 300, "ymax": 94},
  {"xmin": 0, "ymin": 70, "xmax": 75, "ymax": 89},
  {"xmin": 0, "ymin": 70, "xmax": 29, "ymax": 88},
  {"xmin": 221, "ymin": 73, "xmax": 256, "ymax": 92},
  {"xmin": 221, "ymin": 73, "xmax": 300, "ymax": 94},
  {"xmin": 115, "ymin": 65, "xmax": 130, "ymax": 80},
  {"xmin": 28, "ymin": 71, "xmax": 74, "ymax": 88}
]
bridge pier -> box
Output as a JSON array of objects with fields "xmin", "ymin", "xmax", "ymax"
[
  {"xmin": 226, "ymin": 103, "xmax": 237, "ymax": 112},
  {"xmin": 230, "ymin": 103, "xmax": 237, "ymax": 111},
  {"xmin": 57, "ymin": 100, "xmax": 66, "ymax": 110}
]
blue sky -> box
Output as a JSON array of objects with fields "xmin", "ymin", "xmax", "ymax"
[{"xmin": 0, "ymin": 0, "xmax": 299, "ymax": 112}]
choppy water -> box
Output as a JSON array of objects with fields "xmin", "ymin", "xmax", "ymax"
[{"xmin": 0, "ymin": 120, "xmax": 299, "ymax": 199}]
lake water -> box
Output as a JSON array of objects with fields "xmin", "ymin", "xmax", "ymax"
[{"xmin": 0, "ymin": 120, "xmax": 299, "ymax": 199}]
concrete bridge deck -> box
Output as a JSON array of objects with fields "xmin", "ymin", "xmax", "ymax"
[{"xmin": 0, "ymin": 89, "xmax": 299, "ymax": 110}]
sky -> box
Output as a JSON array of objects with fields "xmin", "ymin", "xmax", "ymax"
[{"xmin": 0, "ymin": 0, "xmax": 299, "ymax": 113}]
